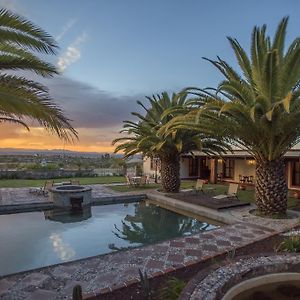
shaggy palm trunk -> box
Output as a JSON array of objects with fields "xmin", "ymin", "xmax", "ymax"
[
  {"xmin": 255, "ymin": 157, "xmax": 287, "ymax": 215},
  {"xmin": 160, "ymin": 153, "xmax": 180, "ymax": 193}
]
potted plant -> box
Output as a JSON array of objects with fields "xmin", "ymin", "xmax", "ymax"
[{"xmin": 293, "ymin": 190, "xmax": 300, "ymax": 199}]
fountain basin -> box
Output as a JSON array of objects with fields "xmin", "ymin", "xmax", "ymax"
[
  {"xmin": 179, "ymin": 254, "xmax": 300, "ymax": 300},
  {"xmin": 223, "ymin": 273, "xmax": 300, "ymax": 300},
  {"xmin": 50, "ymin": 185, "xmax": 92, "ymax": 209}
]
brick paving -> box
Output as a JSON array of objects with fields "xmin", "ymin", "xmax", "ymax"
[{"xmin": 0, "ymin": 222, "xmax": 277, "ymax": 300}]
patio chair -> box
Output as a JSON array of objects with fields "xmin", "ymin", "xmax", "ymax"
[
  {"xmin": 195, "ymin": 179, "xmax": 205, "ymax": 193},
  {"xmin": 29, "ymin": 180, "xmax": 54, "ymax": 196},
  {"xmin": 213, "ymin": 183, "xmax": 239, "ymax": 200},
  {"xmin": 184, "ymin": 179, "xmax": 205, "ymax": 193},
  {"xmin": 125, "ymin": 175, "xmax": 134, "ymax": 187}
]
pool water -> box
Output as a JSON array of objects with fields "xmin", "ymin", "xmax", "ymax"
[{"xmin": 0, "ymin": 201, "xmax": 218, "ymax": 276}]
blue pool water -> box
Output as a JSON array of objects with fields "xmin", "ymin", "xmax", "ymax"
[{"xmin": 0, "ymin": 201, "xmax": 218, "ymax": 276}]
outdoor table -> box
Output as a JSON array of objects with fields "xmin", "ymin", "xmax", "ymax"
[{"xmin": 131, "ymin": 176, "xmax": 141, "ymax": 186}]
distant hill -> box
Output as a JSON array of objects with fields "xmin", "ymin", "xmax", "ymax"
[{"xmin": 0, "ymin": 148, "xmax": 123, "ymax": 157}]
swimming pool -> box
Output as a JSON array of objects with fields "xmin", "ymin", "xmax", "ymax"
[{"xmin": 0, "ymin": 201, "xmax": 219, "ymax": 276}]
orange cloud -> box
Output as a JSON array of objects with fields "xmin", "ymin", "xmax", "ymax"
[{"xmin": 0, "ymin": 124, "xmax": 122, "ymax": 153}]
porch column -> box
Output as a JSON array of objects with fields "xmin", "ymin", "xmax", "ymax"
[{"xmin": 210, "ymin": 158, "xmax": 218, "ymax": 184}]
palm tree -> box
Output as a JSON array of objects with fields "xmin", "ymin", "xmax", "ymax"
[
  {"xmin": 113, "ymin": 202, "xmax": 208, "ymax": 245},
  {"xmin": 180, "ymin": 18, "xmax": 300, "ymax": 216},
  {"xmin": 113, "ymin": 92, "xmax": 228, "ymax": 192},
  {"xmin": 0, "ymin": 9, "xmax": 77, "ymax": 140}
]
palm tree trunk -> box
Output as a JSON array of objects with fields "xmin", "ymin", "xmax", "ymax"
[
  {"xmin": 160, "ymin": 154, "xmax": 180, "ymax": 193},
  {"xmin": 255, "ymin": 157, "xmax": 287, "ymax": 215}
]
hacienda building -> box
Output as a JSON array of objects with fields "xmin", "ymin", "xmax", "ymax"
[{"xmin": 143, "ymin": 149, "xmax": 300, "ymax": 194}]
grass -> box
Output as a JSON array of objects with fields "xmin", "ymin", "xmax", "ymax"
[{"xmin": 0, "ymin": 176, "xmax": 125, "ymax": 188}]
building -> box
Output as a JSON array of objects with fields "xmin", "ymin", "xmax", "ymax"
[{"xmin": 143, "ymin": 149, "xmax": 300, "ymax": 192}]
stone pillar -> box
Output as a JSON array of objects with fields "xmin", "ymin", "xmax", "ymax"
[{"xmin": 210, "ymin": 158, "xmax": 218, "ymax": 184}]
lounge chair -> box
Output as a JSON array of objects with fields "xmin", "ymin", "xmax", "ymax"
[
  {"xmin": 184, "ymin": 179, "xmax": 205, "ymax": 193},
  {"xmin": 213, "ymin": 183, "xmax": 239, "ymax": 200},
  {"xmin": 29, "ymin": 180, "xmax": 54, "ymax": 196}
]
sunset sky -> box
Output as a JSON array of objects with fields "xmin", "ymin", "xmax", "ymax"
[{"xmin": 1, "ymin": 0, "xmax": 300, "ymax": 153}]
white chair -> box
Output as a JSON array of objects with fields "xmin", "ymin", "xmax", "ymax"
[
  {"xmin": 184, "ymin": 179, "xmax": 205, "ymax": 193},
  {"xmin": 29, "ymin": 180, "xmax": 53, "ymax": 196},
  {"xmin": 213, "ymin": 183, "xmax": 239, "ymax": 200}
]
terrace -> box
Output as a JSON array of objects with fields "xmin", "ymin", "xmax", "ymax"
[{"xmin": 0, "ymin": 179, "xmax": 299, "ymax": 299}]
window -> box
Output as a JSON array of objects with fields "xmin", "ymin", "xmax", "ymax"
[
  {"xmin": 291, "ymin": 161, "xmax": 300, "ymax": 186},
  {"xmin": 150, "ymin": 158, "xmax": 155, "ymax": 170},
  {"xmin": 223, "ymin": 159, "xmax": 234, "ymax": 179},
  {"xmin": 189, "ymin": 157, "xmax": 198, "ymax": 176}
]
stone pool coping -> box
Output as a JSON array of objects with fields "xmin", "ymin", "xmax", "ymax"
[
  {"xmin": 148, "ymin": 191, "xmax": 300, "ymax": 231},
  {"xmin": 179, "ymin": 253, "xmax": 300, "ymax": 300},
  {"xmin": 0, "ymin": 194, "xmax": 147, "ymax": 214}
]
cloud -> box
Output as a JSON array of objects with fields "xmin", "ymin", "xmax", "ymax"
[
  {"xmin": 46, "ymin": 76, "xmax": 144, "ymax": 129},
  {"xmin": 56, "ymin": 19, "xmax": 77, "ymax": 42},
  {"xmin": 0, "ymin": 75, "xmax": 147, "ymax": 152},
  {"xmin": 57, "ymin": 32, "xmax": 87, "ymax": 72}
]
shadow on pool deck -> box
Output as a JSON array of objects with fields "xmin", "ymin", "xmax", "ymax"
[{"xmin": 166, "ymin": 192, "xmax": 251, "ymax": 210}]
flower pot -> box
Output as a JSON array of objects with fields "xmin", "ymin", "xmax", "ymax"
[{"xmin": 293, "ymin": 191, "xmax": 300, "ymax": 199}]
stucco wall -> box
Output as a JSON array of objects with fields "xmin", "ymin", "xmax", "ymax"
[
  {"xmin": 216, "ymin": 159, "xmax": 256, "ymax": 183},
  {"xmin": 180, "ymin": 157, "xmax": 190, "ymax": 178},
  {"xmin": 143, "ymin": 156, "xmax": 191, "ymax": 179},
  {"xmin": 143, "ymin": 157, "xmax": 160, "ymax": 177},
  {"xmin": 234, "ymin": 159, "xmax": 255, "ymax": 182}
]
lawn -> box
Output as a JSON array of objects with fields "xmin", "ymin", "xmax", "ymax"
[
  {"xmin": 109, "ymin": 180, "xmax": 300, "ymax": 209},
  {"xmin": 0, "ymin": 176, "xmax": 126, "ymax": 188}
]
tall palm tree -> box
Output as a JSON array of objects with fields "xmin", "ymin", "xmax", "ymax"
[
  {"xmin": 113, "ymin": 92, "xmax": 228, "ymax": 192},
  {"xmin": 113, "ymin": 202, "xmax": 208, "ymax": 245},
  {"xmin": 179, "ymin": 18, "xmax": 300, "ymax": 216},
  {"xmin": 0, "ymin": 9, "xmax": 77, "ymax": 140}
]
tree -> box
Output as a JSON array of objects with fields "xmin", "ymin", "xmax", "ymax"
[
  {"xmin": 113, "ymin": 92, "xmax": 228, "ymax": 192},
  {"xmin": 113, "ymin": 202, "xmax": 209, "ymax": 245},
  {"xmin": 181, "ymin": 18, "xmax": 300, "ymax": 216},
  {"xmin": 0, "ymin": 9, "xmax": 77, "ymax": 140}
]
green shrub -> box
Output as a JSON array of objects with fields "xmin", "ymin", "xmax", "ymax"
[
  {"xmin": 160, "ymin": 277, "xmax": 186, "ymax": 300},
  {"xmin": 276, "ymin": 236, "xmax": 300, "ymax": 253}
]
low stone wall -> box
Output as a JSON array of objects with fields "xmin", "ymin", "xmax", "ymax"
[
  {"xmin": 0, "ymin": 169, "xmax": 94, "ymax": 179},
  {"xmin": 180, "ymin": 254, "xmax": 300, "ymax": 300}
]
